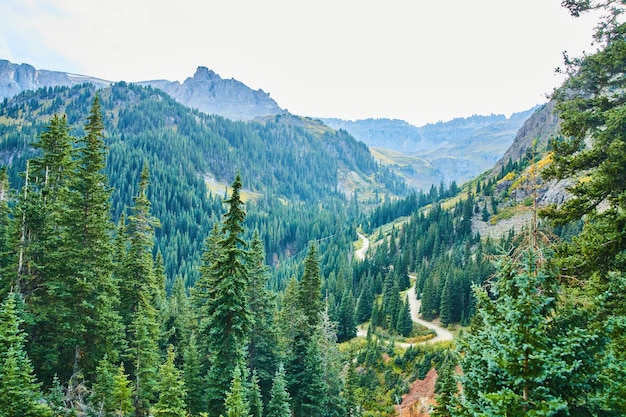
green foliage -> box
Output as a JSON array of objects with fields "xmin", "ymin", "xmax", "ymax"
[
  {"xmin": 91, "ymin": 358, "xmax": 134, "ymax": 417},
  {"xmin": 454, "ymin": 248, "xmax": 603, "ymax": 416},
  {"xmin": 291, "ymin": 335, "xmax": 326, "ymax": 417},
  {"xmin": 0, "ymin": 168, "xmax": 15, "ymax": 292},
  {"xmin": 298, "ymin": 243, "xmax": 323, "ymax": 332},
  {"xmin": 225, "ymin": 366, "xmax": 250, "ymax": 417},
  {"xmin": 336, "ymin": 289, "xmax": 357, "ymax": 342},
  {"xmin": 396, "ymin": 297, "xmax": 413, "ymax": 337},
  {"xmin": 0, "ymin": 292, "xmax": 51, "ymax": 417},
  {"xmin": 160, "ymin": 276, "xmax": 191, "ymax": 359},
  {"xmin": 539, "ymin": 7, "xmax": 626, "ymax": 413},
  {"xmin": 153, "ymin": 346, "xmax": 187, "ymax": 417},
  {"xmin": 110, "ymin": 363, "xmax": 135, "ymax": 417},
  {"xmin": 199, "ymin": 175, "xmax": 253, "ymax": 417},
  {"xmin": 1, "ymin": 82, "xmax": 393, "ymax": 290},
  {"xmin": 181, "ymin": 332, "xmax": 203, "ymax": 416},
  {"xmin": 248, "ymin": 371, "xmax": 263, "ymax": 417},
  {"xmin": 246, "ymin": 232, "xmax": 280, "ymax": 401},
  {"xmin": 119, "ymin": 165, "xmax": 162, "ymax": 416},
  {"xmin": 266, "ymin": 364, "xmax": 291, "ymax": 417},
  {"xmin": 431, "ymin": 355, "xmax": 457, "ymax": 417}
]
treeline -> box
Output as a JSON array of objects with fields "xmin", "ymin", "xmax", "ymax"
[
  {"xmin": 0, "ymin": 97, "xmax": 356, "ymax": 416},
  {"xmin": 365, "ymin": 181, "xmax": 460, "ymax": 231}
]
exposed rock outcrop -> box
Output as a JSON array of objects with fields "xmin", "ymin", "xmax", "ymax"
[
  {"xmin": 0, "ymin": 59, "xmax": 111, "ymax": 100},
  {"xmin": 139, "ymin": 66, "xmax": 286, "ymax": 121},
  {"xmin": 490, "ymin": 101, "xmax": 560, "ymax": 178}
]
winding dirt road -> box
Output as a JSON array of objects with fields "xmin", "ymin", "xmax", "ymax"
[
  {"xmin": 354, "ymin": 232, "xmax": 370, "ymax": 262},
  {"xmin": 406, "ymin": 285, "xmax": 453, "ymax": 344},
  {"xmin": 355, "ymin": 233, "xmax": 453, "ymax": 345}
]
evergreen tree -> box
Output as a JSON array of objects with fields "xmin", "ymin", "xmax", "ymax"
[
  {"xmin": 454, "ymin": 247, "xmax": 603, "ymax": 416},
  {"xmin": 298, "ymin": 243, "xmax": 323, "ymax": 332},
  {"xmin": 541, "ymin": 4, "xmax": 626, "ymax": 411},
  {"xmin": 246, "ymin": 231, "xmax": 279, "ymax": 400},
  {"xmin": 90, "ymin": 356, "xmax": 116, "ymax": 416},
  {"xmin": 0, "ymin": 168, "xmax": 15, "ymax": 293},
  {"xmin": 128, "ymin": 303, "xmax": 160, "ymax": 417},
  {"xmin": 343, "ymin": 361, "xmax": 362, "ymax": 417},
  {"xmin": 16, "ymin": 114, "xmax": 77, "ymax": 383},
  {"xmin": 153, "ymin": 345, "xmax": 187, "ymax": 417},
  {"xmin": 225, "ymin": 366, "xmax": 250, "ymax": 417},
  {"xmin": 439, "ymin": 275, "xmax": 453, "ymax": 327},
  {"xmin": 380, "ymin": 272, "xmax": 400, "ymax": 331},
  {"xmin": 420, "ymin": 274, "xmax": 438, "ymax": 321},
  {"xmin": 355, "ymin": 278, "xmax": 374, "ymax": 324},
  {"xmin": 201, "ymin": 175, "xmax": 252, "ymax": 417},
  {"xmin": 160, "ymin": 276, "xmax": 191, "ymax": 359},
  {"xmin": 0, "ymin": 292, "xmax": 51, "ymax": 417},
  {"xmin": 111, "ymin": 363, "xmax": 135, "ymax": 417},
  {"xmin": 276, "ymin": 276, "xmax": 302, "ymax": 347},
  {"xmin": 266, "ymin": 364, "xmax": 291, "ymax": 417},
  {"xmin": 119, "ymin": 163, "xmax": 161, "ymax": 329},
  {"xmin": 63, "ymin": 94, "xmax": 124, "ymax": 378},
  {"xmin": 396, "ymin": 296, "xmax": 413, "ymax": 337},
  {"xmin": 288, "ymin": 334, "xmax": 326, "ymax": 417},
  {"xmin": 120, "ymin": 164, "xmax": 162, "ymax": 417},
  {"xmin": 91, "ymin": 358, "xmax": 134, "ymax": 417},
  {"xmin": 336, "ymin": 289, "xmax": 356, "ymax": 342},
  {"xmin": 431, "ymin": 357, "xmax": 457, "ymax": 417},
  {"xmin": 46, "ymin": 374, "xmax": 68, "ymax": 416},
  {"xmin": 318, "ymin": 305, "xmax": 346, "ymax": 417},
  {"xmin": 249, "ymin": 370, "xmax": 263, "ymax": 417},
  {"xmin": 181, "ymin": 332, "xmax": 203, "ymax": 416}
]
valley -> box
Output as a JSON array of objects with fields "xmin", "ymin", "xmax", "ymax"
[{"xmin": 1, "ymin": 4, "xmax": 625, "ymax": 413}]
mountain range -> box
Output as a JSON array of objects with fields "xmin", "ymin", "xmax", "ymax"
[
  {"xmin": 0, "ymin": 58, "xmax": 537, "ymax": 192},
  {"xmin": 323, "ymin": 109, "xmax": 536, "ymax": 190},
  {"xmin": 0, "ymin": 60, "xmax": 285, "ymax": 121}
]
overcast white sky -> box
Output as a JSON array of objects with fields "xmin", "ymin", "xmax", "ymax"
[{"xmin": 0, "ymin": 0, "xmax": 600, "ymax": 126}]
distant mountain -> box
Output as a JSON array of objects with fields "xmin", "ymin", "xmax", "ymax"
[
  {"xmin": 0, "ymin": 59, "xmax": 111, "ymax": 99},
  {"xmin": 323, "ymin": 109, "xmax": 537, "ymax": 190},
  {"xmin": 0, "ymin": 59, "xmax": 286, "ymax": 121},
  {"xmin": 139, "ymin": 67, "xmax": 286, "ymax": 121}
]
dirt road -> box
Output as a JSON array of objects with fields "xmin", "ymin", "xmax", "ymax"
[{"xmin": 354, "ymin": 233, "xmax": 453, "ymax": 344}]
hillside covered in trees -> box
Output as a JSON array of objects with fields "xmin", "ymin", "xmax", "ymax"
[{"xmin": 0, "ymin": 81, "xmax": 407, "ymax": 289}]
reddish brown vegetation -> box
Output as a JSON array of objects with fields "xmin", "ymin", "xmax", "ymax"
[{"xmin": 396, "ymin": 368, "xmax": 438, "ymax": 417}]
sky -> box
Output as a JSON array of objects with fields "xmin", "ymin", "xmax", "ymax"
[{"xmin": 0, "ymin": 0, "xmax": 601, "ymax": 126}]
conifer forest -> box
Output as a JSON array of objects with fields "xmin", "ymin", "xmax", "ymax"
[{"xmin": 1, "ymin": 1, "xmax": 626, "ymax": 416}]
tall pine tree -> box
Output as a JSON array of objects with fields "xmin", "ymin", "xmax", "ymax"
[
  {"xmin": 201, "ymin": 175, "xmax": 252, "ymax": 417},
  {"xmin": 120, "ymin": 165, "xmax": 162, "ymax": 417}
]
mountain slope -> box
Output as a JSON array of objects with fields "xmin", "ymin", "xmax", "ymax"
[{"xmin": 0, "ymin": 82, "xmax": 399, "ymax": 285}]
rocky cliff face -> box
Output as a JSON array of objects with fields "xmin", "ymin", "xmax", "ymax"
[
  {"xmin": 0, "ymin": 59, "xmax": 111, "ymax": 100},
  {"xmin": 139, "ymin": 67, "xmax": 286, "ymax": 121},
  {"xmin": 489, "ymin": 101, "xmax": 560, "ymax": 177}
]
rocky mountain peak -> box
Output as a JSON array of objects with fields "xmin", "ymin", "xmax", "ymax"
[
  {"xmin": 192, "ymin": 66, "xmax": 219, "ymax": 81},
  {"xmin": 144, "ymin": 66, "xmax": 286, "ymax": 121}
]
